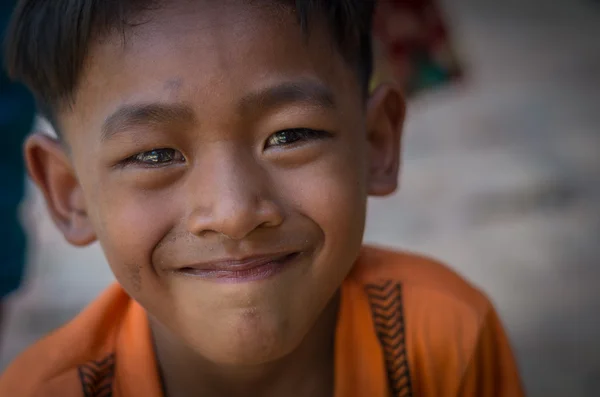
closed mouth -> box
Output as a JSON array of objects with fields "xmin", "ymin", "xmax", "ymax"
[{"xmin": 178, "ymin": 252, "xmax": 301, "ymax": 282}]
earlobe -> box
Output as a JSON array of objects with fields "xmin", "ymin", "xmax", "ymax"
[
  {"xmin": 24, "ymin": 133, "xmax": 96, "ymax": 246},
  {"xmin": 366, "ymin": 84, "xmax": 405, "ymax": 196}
]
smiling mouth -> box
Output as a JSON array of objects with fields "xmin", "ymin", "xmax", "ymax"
[{"xmin": 178, "ymin": 252, "xmax": 301, "ymax": 283}]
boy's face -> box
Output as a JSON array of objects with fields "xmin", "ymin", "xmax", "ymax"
[{"xmin": 28, "ymin": 1, "xmax": 403, "ymax": 364}]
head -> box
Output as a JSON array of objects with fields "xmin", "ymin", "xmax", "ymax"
[{"xmin": 6, "ymin": 0, "xmax": 404, "ymax": 365}]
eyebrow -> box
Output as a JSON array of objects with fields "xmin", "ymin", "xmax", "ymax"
[
  {"xmin": 101, "ymin": 80, "xmax": 336, "ymax": 141},
  {"xmin": 238, "ymin": 80, "xmax": 336, "ymax": 114},
  {"xmin": 101, "ymin": 103, "xmax": 196, "ymax": 142}
]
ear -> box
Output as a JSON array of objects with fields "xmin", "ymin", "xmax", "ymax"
[
  {"xmin": 24, "ymin": 133, "xmax": 96, "ymax": 246},
  {"xmin": 366, "ymin": 84, "xmax": 406, "ymax": 196}
]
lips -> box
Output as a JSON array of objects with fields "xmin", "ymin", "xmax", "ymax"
[{"xmin": 178, "ymin": 252, "xmax": 301, "ymax": 282}]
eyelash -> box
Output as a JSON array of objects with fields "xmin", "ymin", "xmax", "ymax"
[
  {"xmin": 264, "ymin": 128, "xmax": 332, "ymax": 149},
  {"xmin": 122, "ymin": 128, "xmax": 331, "ymax": 167},
  {"xmin": 121, "ymin": 148, "xmax": 185, "ymax": 168}
]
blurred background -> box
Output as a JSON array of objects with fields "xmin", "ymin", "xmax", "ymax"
[{"xmin": 1, "ymin": 0, "xmax": 599, "ymax": 396}]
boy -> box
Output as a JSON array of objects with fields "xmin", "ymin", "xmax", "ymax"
[{"xmin": 0, "ymin": 0, "xmax": 524, "ymax": 396}]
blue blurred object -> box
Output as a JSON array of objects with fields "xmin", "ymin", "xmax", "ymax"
[{"xmin": 0, "ymin": 2, "xmax": 36, "ymax": 298}]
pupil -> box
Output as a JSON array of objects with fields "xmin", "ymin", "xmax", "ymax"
[
  {"xmin": 147, "ymin": 150, "xmax": 171, "ymax": 163},
  {"xmin": 279, "ymin": 131, "xmax": 297, "ymax": 143}
]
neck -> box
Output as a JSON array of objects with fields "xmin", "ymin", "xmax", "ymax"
[{"xmin": 151, "ymin": 293, "xmax": 340, "ymax": 397}]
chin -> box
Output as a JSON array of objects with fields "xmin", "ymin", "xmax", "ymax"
[{"xmin": 194, "ymin": 312, "xmax": 304, "ymax": 366}]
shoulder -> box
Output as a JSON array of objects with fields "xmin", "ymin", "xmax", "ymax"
[
  {"xmin": 0, "ymin": 284, "xmax": 129, "ymax": 397},
  {"xmin": 350, "ymin": 245, "xmax": 511, "ymax": 394},
  {"xmin": 352, "ymin": 245, "xmax": 492, "ymax": 318},
  {"xmin": 351, "ymin": 246, "xmax": 493, "ymax": 337}
]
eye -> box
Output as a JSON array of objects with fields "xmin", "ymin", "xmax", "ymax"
[
  {"xmin": 265, "ymin": 128, "xmax": 331, "ymax": 148},
  {"xmin": 128, "ymin": 148, "xmax": 185, "ymax": 167}
]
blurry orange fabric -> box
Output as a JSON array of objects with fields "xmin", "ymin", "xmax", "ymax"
[{"xmin": 0, "ymin": 246, "xmax": 524, "ymax": 396}]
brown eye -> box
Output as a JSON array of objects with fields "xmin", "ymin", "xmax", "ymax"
[
  {"xmin": 132, "ymin": 148, "xmax": 185, "ymax": 166},
  {"xmin": 265, "ymin": 128, "xmax": 331, "ymax": 148}
]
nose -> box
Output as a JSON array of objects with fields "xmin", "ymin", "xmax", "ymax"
[{"xmin": 186, "ymin": 148, "xmax": 284, "ymax": 240}]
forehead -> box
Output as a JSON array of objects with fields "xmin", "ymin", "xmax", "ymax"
[{"xmin": 62, "ymin": 0, "xmax": 360, "ymax": 138}]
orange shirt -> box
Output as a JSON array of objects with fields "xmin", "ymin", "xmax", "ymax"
[{"xmin": 0, "ymin": 246, "xmax": 525, "ymax": 396}]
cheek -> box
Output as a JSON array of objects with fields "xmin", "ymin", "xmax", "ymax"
[
  {"xmin": 278, "ymin": 138, "xmax": 368, "ymax": 273},
  {"xmin": 85, "ymin": 181, "xmax": 180, "ymax": 294},
  {"xmin": 316, "ymin": 137, "xmax": 367, "ymax": 238},
  {"xmin": 308, "ymin": 167, "xmax": 366, "ymax": 245},
  {"xmin": 321, "ymin": 160, "xmax": 368, "ymax": 267}
]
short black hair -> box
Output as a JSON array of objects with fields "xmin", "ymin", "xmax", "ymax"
[{"xmin": 4, "ymin": 0, "xmax": 375, "ymax": 130}]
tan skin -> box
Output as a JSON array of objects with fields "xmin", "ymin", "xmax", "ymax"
[{"xmin": 24, "ymin": 2, "xmax": 404, "ymax": 397}]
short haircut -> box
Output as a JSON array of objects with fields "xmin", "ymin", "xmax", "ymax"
[{"xmin": 4, "ymin": 0, "xmax": 375, "ymax": 131}]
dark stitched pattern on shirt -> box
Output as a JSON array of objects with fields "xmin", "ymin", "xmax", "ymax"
[
  {"xmin": 78, "ymin": 353, "xmax": 115, "ymax": 397},
  {"xmin": 365, "ymin": 281, "xmax": 413, "ymax": 397}
]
